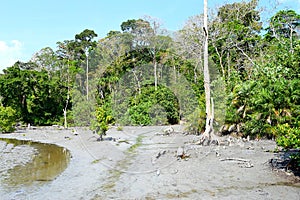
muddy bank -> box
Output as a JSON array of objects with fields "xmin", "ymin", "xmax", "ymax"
[
  {"xmin": 0, "ymin": 140, "xmax": 37, "ymax": 175},
  {"xmin": 0, "ymin": 126, "xmax": 299, "ymax": 200}
]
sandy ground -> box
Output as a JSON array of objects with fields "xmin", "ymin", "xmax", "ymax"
[{"xmin": 0, "ymin": 125, "xmax": 299, "ymax": 200}]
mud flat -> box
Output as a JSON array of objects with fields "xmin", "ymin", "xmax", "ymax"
[
  {"xmin": 0, "ymin": 126, "xmax": 299, "ymax": 200},
  {"xmin": 0, "ymin": 140, "xmax": 37, "ymax": 176}
]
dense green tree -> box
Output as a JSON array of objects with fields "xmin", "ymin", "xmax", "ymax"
[
  {"xmin": 0, "ymin": 61, "xmax": 68, "ymax": 125},
  {"xmin": 31, "ymin": 47, "xmax": 58, "ymax": 72},
  {"xmin": 91, "ymin": 17, "xmax": 203, "ymax": 129},
  {"xmin": 55, "ymin": 33, "xmax": 99, "ymax": 127},
  {"xmin": 74, "ymin": 29, "xmax": 98, "ymax": 100},
  {"xmin": 223, "ymin": 8, "xmax": 300, "ymax": 141},
  {"xmin": 210, "ymin": 0, "xmax": 262, "ymax": 81},
  {"xmin": 267, "ymin": 10, "xmax": 300, "ymax": 40},
  {"xmin": 75, "ymin": 29, "xmax": 98, "ymax": 53},
  {"xmin": 175, "ymin": 15, "xmax": 204, "ymax": 82}
]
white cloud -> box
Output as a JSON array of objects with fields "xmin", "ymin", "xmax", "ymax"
[{"xmin": 0, "ymin": 40, "xmax": 24, "ymax": 72}]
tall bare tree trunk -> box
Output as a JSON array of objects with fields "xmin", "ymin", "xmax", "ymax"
[
  {"xmin": 154, "ymin": 49, "xmax": 158, "ymax": 91},
  {"xmin": 63, "ymin": 61, "xmax": 70, "ymax": 129},
  {"xmin": 200, "ymin": 0, "xmax": 217, "ymax": 145},
  {"xmin": 203, "ymin": 0, "xmax": 212, "ymax": 135},
  {"xmin": 86, "ymin": 49, "xmax": 89, "ymax": 101},
  {"xmin": 132, "ymin": 69, "xmax": 141, "ymax": 94}
]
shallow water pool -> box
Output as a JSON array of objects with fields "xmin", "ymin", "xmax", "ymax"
[{"xmin": 0, "ymin": 138, "xmax": 70, "ymax": 190}]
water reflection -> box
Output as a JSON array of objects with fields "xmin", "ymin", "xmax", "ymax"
[{"xmin": 0, "ymin": 138, "xmax": 70, "ymax": 187}]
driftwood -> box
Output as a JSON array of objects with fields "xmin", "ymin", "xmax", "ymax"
[
  {"xmin": 152, "ymin": 150, "xmax": 167, "ymax": 165},
  {"xmin": 163, "ymin": 127, "xmax": 174, "ymax": 135},
  {"xmin": 220, "ymin": 157, "xmax": 253, "ymax": 168},
  {"xmin": 176, "ymin": 147, "xmax": 184, "ymax": 158},
  {"xmin": 219, "ymin": 157, "xmax": 250, "ymax": 162},
  {"xmin": 155, "ymin": 127, "xmax": 175, "ymax": 136}
]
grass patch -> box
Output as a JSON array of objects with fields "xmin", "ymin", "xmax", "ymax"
[
  {"xmin": 101, "ymin": 134, "xmax": 146, "ymax": 195},
  {"xmin": 127, "ymin": 135, "xmax": 145, "ymax": 153},
  {"xmin": 117, "ymin": 139, "xmax": 130, "ymax": 144},
  {"xmin": 164, "ymin": 189, "xmax": 198, "ymax": 198},
  {"xmin": 103, "ymin": 137, "xmax": 141, "ymax": 188},
  {"xmin": 116, "ymin": 126, "xmax": 123, "ymax": 131},
  {"xmin": 91, "ymin": 159, "xmax": 102, "ymax": 164}
]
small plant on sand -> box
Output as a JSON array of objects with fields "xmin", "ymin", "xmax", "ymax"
[{"xmin": 91, "ymin": 106, "xmax": 113, "ymax": 141}]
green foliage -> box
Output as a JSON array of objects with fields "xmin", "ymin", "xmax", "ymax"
[
  {"xmin": 211, "ymin": 76, "xmax": 227, "ymax": 129},
  {"xmin": 183, "ymin": 92, "xmax": 206, "ymax": 134},
  {"xmin": 0, "ymin": 106, "xmax": 17, "ymax": 133},
  {"xmin": 128, "ymin": 102, "xmax": 152, "ymax": 125},
  {"xmin": 289, "ymin": 153, "xmax": 300, "ymax": 169},
  {"xmin": 126, "ymin": 85, "xmax": 179, "ymax": 126},
  {"xmin": 71, "ymin": 88, "xmax": 95, "ymax": 126},
  {"xmin": 267, "ymin": 10, "xmax": 300, "ymax": 39},
  {"xmin": 210, "ymin": 0, "xmax": 262, "ymax": 80},
  {"xmin": 227, "ymin": 74, "xmax": 299, "ymax": 138},
  {"xmin": 222, "ymin": 10, "xmax": 300, "ymax": 138},
  {"xmin": 91, "ymin": 106, "xmax": 113, "ymax": 139},
  {"xmin": 275, "ymin": 124, "xmax": 300, "ymax": 149},
  {"xmin": 59, "ymin": 110, "xmax": 74, "ymax": 127},
  {"xmin": 96, "ymin": 38, "xmax": 199, "ymax": 127},
  {"xmin": 276, "ymin": 123, "xmax": 299, "ymax": 178},
  {"xmin": 149, "ymin": 104, "xmax": 168, "ymax": 125},
  {"xmin": 0, "ymin": 62, "xmax": 68, "ymax": 125},
  {"xmin": 121, "ymin": 19, "xmax": 151, "ymax": 34}
]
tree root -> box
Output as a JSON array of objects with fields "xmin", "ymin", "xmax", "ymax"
[{"xmin": 195, "ymin": 131, "xmax": 220, "ymax": 146}]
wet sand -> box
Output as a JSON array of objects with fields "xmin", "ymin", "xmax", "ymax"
[
  {"xmin": 0, "ymin": 141, "xmax": 37, "ymax": 175},
  {"xmin": 0, "ymin": 126, "xmax": 299, "ymax": 200}
]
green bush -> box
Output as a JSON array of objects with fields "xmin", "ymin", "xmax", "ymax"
[
  {"xmin": 289, "ymin": 153, "xmax": 300, "ymax": 170},
  {"xmin": 122, "ymin": 85, "xmax": 180, "ymax": 126},
  {"xmin": 276, "ymin": 124, "xmax": 300, "ymax": 149},
  {"xmin": 185, "ymin": 93, "xmax": 206, "ymax": 134},
  {"xmin": 226, "ymin": 77, "xmax": 299, "ymax": 139},
  {"xmin": 0, "ymin": 106, "xmax": 17, "ymax": 133},
  {"xmin": 90, "ymin": 106, "xmax": 113, "ymax": 140},
  {"xmin": 71, "ymin": 98, "xmax": 95, "ymax": 126},
  {"xmin": 149, "ymin": 104, "xmax": 168, "ymax": 125},
  {"xmin": 275, "ymin": 124, "xmax": 300, "ymax": 171},
  {"xmin": 128, "ymin": 103, "xmax": 152, "ymax": 125}
]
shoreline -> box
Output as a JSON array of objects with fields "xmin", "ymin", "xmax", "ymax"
[{"xmin": 0, "ymin": 126, "xmax": 299, "ymax": 199}]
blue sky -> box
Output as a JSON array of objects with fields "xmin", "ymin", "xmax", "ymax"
[{"xmin": 0, "ymin": 0, "xmax": 299, "ymax": 72}]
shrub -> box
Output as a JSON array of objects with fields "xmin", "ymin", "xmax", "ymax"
[
  {"xmin": 275, "ymin": 123, "xmax": 300, "ymax": 172},
  {"xmin": 123, "ymin": 85, "xmax": 180, "ymax": 126},
  {"xmin": 90, "ymin": 106, "xmax": 113, "ymax": 140},
  {"xmin": 276, "ymin": 124, "xmax": 300, "ymax": 149},
  {"xmin": 0, "ymin": 106, "xmax": 17, "ymax": 133},
  {"xmin": 185, "ymin": 93, "xmax": 206, "ymax": 134}
]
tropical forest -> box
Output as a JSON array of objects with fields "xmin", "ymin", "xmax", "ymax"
[{"xmin": 0, "ymin": 0, "xmax": 299, "ymax": 180}]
